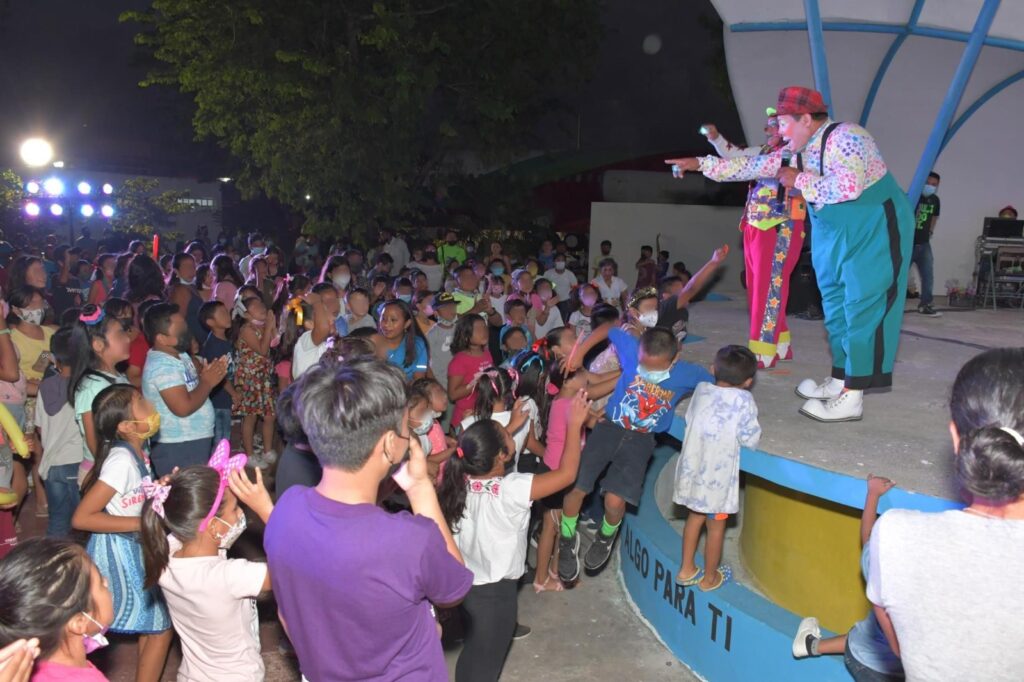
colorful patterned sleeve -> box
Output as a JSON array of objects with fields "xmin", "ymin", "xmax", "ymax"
[
  {"xmin": 698, "ymin": 152, "xmax": 783, "ymax": 183},
  {"xmin": 794, "ymin": 125, "xmax": 885, "ymax": 205},
  {"xmin": 710, "ymin": 134, "xmax": 762, "ymax": 159}
]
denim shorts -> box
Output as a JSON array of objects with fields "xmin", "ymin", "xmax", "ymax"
[
  {"xmin": 844, "ymin": 635, "xmax": 904, "ymax": 681},
  {"xmin": 574, "ymin": 421, "xmax": 655, "ymax": 506}
]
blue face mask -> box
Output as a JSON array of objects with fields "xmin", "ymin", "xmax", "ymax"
[
  {"xmin": 491, "ymin": 265, "xmax": 505, "ymax": 276},
  {"xmin": 251, "ymin": 246, "xmax": 267, "ymax": 256},
  {"xmin": 638, "ymin": 364, "xmax": 671, "ymax": 384},
  {"xmin": 398, "ymin": 294, "xmax": 413, "ymax": 303},
  {"xmin": 921, "ymin": 185, "xmax": 937, "ymax": 197}
]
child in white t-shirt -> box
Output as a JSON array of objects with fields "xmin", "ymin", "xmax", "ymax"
[
  {"xmin": 458, "ymin": 367, "xmax": 533, "ymax": 463},
  {"xmin": 674, "ymin": 345, "xmax": 761, "ymax": 592},
  {"xmin": 439, "ymin": 392, "xmax": 589, "ymax": 682},
  {"xmin": 139, "ymin": 444, "xmax": 274, "ymax": 681}
]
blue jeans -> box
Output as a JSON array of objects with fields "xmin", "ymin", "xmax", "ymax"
[
  {"xmin": 212, "ymin": 409, "xmax": 233, "ymax": 447},
  {"xmin": 911, "ymin": 243, "xmax": 934, "ymax": 307},
  {"xmin": 44, "ymin": 463, "xmax": 81, "ymax": 537}
]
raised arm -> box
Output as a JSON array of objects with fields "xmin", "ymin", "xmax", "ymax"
[
  {"xmin": 530, "ymin": 391, "xmax": 589, "ymax": 500},
  {"xmin": 666, "ymin": 152, "xmax": 784, "ymax": 184},
  {"xmin": 673, "ymin": 245, "xmax": 729, "ymax": 310}
]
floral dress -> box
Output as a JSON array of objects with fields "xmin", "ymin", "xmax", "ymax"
[{"xmin": 234, "ymin": 328, "xmax": 275, "ymax": 416}]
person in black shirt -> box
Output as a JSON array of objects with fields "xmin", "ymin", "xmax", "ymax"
[
  {"xmin": 911, "ymin": 172, "xmax": 941, "ymax": 317},
  {"xmin": 655, "ymin": 247, "xmax": 729, "ymax": 348},
  {"xmin": 47, "ymin": 245, "xmax": 82, "ymax": 318}
]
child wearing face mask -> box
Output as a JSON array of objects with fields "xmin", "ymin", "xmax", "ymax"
[
  {"xmin": 674, "ymin": 345, "xmax": 761, "ymax": 592},
  {"xmin": 232, "ymin": 296, "xmax": 278, "ymax": 468},
  {"xmin": 558, "ymin": 326, "xmax": 713, "ymax": 584},
  {"xmin": 141, "ymin": 303, "xmax": 228, "ymax": 476},
  {"xmin": 569, "ymin": 283, "xmax": 599, "ymax": 337},
  {"xmin": 624, "ymin": 288, "xmax": 660, "ymax": 338},
  {"xmin": 139, "ymin": 451, "xmax": 274, "ymax": 681},
  {"xmin": 0, "ymin": 537, "xmax": 113, "ymax": 681},
  {"xmin": 528, "ymin": 278, "xmax": 564, "ymax": 341},
  {"xmin": 71, "ymin": 384, "xmax": 173, "ymax": 682},
  {"xmin": 424, "ymin": 293, "xmax": 459, "ymax": 392},
  {"xmin": 408, "ymin": 378, "xmax": 456, "ymax": 482}
]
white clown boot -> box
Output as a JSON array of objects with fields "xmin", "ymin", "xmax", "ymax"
[
  {"xmin": 795, "ymin": 376, "xmax": 844, "ymax": 401},
  {"xmin": 800, "ymin": 390, "xmax": 864, "ymax": 423}
]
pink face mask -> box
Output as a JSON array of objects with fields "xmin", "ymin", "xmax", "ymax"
[{"xmin": 81, "ymin": 611, "xmax": 109, "ymax": 654}]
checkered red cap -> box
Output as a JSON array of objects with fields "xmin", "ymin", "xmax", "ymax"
[{"xmin": 775, "ymin": 86, "xmax": 829, "ymax": 116}]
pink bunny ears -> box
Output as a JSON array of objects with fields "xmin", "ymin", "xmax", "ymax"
[{"xmin": 198, "ymin": 439, "xmax": 249, "ymax": 532}]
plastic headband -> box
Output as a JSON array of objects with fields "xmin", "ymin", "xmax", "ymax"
[
  {"xmin": 79, "ymin": 308, "xmax": 105, "ymax": 326},
  {"xmin": 285, "ymin": 297, "xmax": 305, "ymax": 326},
  {"xmin": 231, "ymin": 295, "xmax": 248, "ymax": 320},
  {"xmin": 1000, "ymin": 427, "xmax": 1024, "ymax": 447},
  {"xmin": 629, "ymin": 287, "xmax": 658, "ymax": 309},
  {"xmin": 141, "ymin": 477, "xmax": 171, "ymax": 518},
  {"xmin": 520, "ymin": 353, "xmax": 545, "ymax": 371},
  {"xmin": 198, "ymin": 439, "xmax": 249, "ymax": 532}
]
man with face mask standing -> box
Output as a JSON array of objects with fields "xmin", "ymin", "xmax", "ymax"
[
  {"xmin": 911, "ymin": 173, "xmax": 942, "ymax": 317},
  {"xmin": 687, "ymin": 108, "xmax": 806, "ymax": 370},
  {"xmin": 668, "ymin": 86, "xmax": 914, "ymax": 423}
]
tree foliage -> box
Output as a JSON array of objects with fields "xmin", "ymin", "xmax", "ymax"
[
  {"xmin": 111, "ymin": 177, "xmax": 192, "ymax": 239},
  {"xmin": 121, "ymin": 0, "xmax": 602, "ymax": 235},
  {"xmin": 0, "ymin": 169, "xmax": 25, "ymax": 234}
]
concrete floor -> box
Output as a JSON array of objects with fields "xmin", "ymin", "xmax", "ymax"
[{"xmin": 680, "ymin": 297, "xmax": 1023, "ymax": 500}]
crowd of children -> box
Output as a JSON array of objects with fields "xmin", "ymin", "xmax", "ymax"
[{"xmin": 0, "ymin": 226, "xmax": 1017, "ymax": 681}]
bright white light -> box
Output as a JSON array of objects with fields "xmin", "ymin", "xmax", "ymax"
[
  {"xmin": 42, "ymin": 177, "xmax": 64, "ymax": 196},
  {"xmin": 305, "ymin": 194, "xmax": 311, "ymax": 201},
  {"xmin": 80, "ymin": 204, "xmax": 94, "ymax": 217},
  {"xmin": 101, "ymin": 183, "xmax": 113, "ymax": 195},
  {"xmin": 52, "ymin": 161, "xmax": 64, "ymax": 168},
  {"xmin": 49, "ymin": 203, "xmax": 64, "ymax": 217},
  {"xmin": 100, "ymin": 204, "xmax": 114, "ymax": 218},
  {"xmin": 19, "ymin": 138, "xmax": 53, "ymax": 167},
  {"xmin": 25, "ymin": 181, "xmax": 40, "ymax": 194},
  {"xmin": 24, "ymin": 202, "xmax": 40, "ymax": 217},
  {"xmin": 218, "ymin": 177, "xmax": 232, "ymax": 183},
  {"xmin": 77, "ymin": 181, "xmax": 91, "ymax": 195}
]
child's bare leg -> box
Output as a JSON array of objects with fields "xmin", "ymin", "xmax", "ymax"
[
  {"xmin": 241, "ymin": 414, "xmax": 257, "ymax": 456},
  {"xmin": 603, "ymin": 492, "xmax": 626, "ymax": 526},
  {"xmin": 699, "ymin": 515, "xmax": 728, "ymax": 587},
  {"xmin": 817, "ymin": 634, "xmax": 847, "ymax": 656},
  {"xmin": 261, "ymin": 413, "xmax": 276, "ymax": 454},
  {"xmin": 135, "ymin": 629, "xmax": 173, "ymax": 682},
  {"xmin": 561, "ymin": 488, "xmax": 586, "ymax": 523},
  {"xmin": 679, "ymin": 511, "xmax": 706, "ymax": 580},
  {"xmin": 535, "ymin": 509, "xmax": 558, "ymax": 580}
]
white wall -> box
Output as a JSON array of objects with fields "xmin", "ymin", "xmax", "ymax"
[
  {"xmin": 719, "ymin": 29, "xmax": 1024, "ymax": 295},
  {"xmin": 588, "ymin": 201, "xmax": 746, "ymax": 294}
]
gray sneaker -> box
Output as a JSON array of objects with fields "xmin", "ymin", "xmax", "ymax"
[
  {"xmin": 557, "ymin": 533, "xmax": 580, "ymax": 583},
  {"xmin": 583, "ymin": 527, "xmax": 620, "ymax": 573}
]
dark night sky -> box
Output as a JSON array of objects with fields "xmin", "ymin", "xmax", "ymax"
[{"xmin": 0, "ymin": 0, "xmax": 740, "ymax": 177}]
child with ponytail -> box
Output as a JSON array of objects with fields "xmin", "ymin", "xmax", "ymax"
[
  {"xmin": 68, "ymin": 304, "xmax": 132, "ymax": 485},
  {"xmin": 71, "ymin": 383, "xmax": 172, "ymax": 682},
  {"xmin": 457, "ymin": 367, "xmax": 532, "ymax": 465},
  {"xmin": 231, "ymin": 296, "xmax": 277, "ymax": 467},
  {"xmin": 139, "ymin": 446, "xmax": 274, "ymax": 681},
  {"xmin": 439, "ymin": 391, "xmax": 590, "ymax": 682}
]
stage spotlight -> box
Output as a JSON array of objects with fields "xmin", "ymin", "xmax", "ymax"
[
  {"xmin": 77, "ymin": 181, "xmax": 92, "ymax": 195},
  {"xmin": 19, "ymin": 138, "xmax": 53, "ymax": 167},
  {"xmin": 50, "ymin": 203, "xmax": 64, "ymax": 217},
  {"xmin": 42, "ymin": 177, "xmax": 64, "ymax": 196},
  {"xmin": 24, "ymin": 202, "xmax": 40, "ymax": 217},
  {"xmin": 80, "ymin": 204, "xmax": 95, "ymax": 218},
  {"xmin": 25, "ymin": 181, "xmax": 40, "ymax": 194},
  {"xmin": 102, "ymin": 183, "xmax": 113, "ymax": 195},
  {"xmin": 100, "ymin": 204, "xmax": 114, "ymax": 218}
]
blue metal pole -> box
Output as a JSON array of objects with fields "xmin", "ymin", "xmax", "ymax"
[
  {"xmin": 859, "ymin": 0, "xmax": 927, "ymax": 126},
  {"xmin": 906, "ymin": 0, "xmax": 1001, "ymax": 201},
  {"xmin": 803, "ymin": 0, "xmax": 833, "ymax": 116},
  {"xmin": 941, "ymin": 69, "xmax": 1024, "ymax": 153}
]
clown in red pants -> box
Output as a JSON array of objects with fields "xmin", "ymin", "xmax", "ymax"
[{"xmin": 742, "ymin": 210, "xmax": 805, "ymax": 367}]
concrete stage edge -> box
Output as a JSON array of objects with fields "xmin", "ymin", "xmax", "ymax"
[{"xmin": 617, "ymin": 419, "xmax": 961, "ymax": 681}]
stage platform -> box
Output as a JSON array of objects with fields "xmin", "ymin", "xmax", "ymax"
[
  {"xmin": 615, "ymin": 298, "xmax": 1022, "ymax": 681},
  {"xmin": 678, "ymin": 297, "xmax": 1023, "ymax": 502}
]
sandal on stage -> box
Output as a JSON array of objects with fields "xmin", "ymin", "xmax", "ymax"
[
  {"xmin": 675, "ymin": 567, "xmax": 703, "ymax": 586},
  {"xmin": 534, "ymin": 570, "xmax": 565, "ymax": 593},
  {"xmin": 699, "ymin": 565, "xmax": 732, "ymax": 593}
]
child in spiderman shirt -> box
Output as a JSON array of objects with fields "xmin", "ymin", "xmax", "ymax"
[{"xmin": 558, "ymin": 325, "xmax": 712, "ymax": 582}]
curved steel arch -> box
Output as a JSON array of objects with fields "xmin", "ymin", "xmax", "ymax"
[{"xmin": 941, "ymin": 69, "xmax": 1024, "ymax": 153}]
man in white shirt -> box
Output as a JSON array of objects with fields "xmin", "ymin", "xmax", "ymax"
[{"xmin": 379, "ymin": 228, "xmax": 410, "ymax": 276}]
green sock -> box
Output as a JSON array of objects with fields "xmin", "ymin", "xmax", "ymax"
[
  {"xmin": 561, "ymin": 514, "xmax": 578, "ymax": 538},
  {"xmin": 601, "ymin": 517, "xmax": 621, "ymax": 537}
]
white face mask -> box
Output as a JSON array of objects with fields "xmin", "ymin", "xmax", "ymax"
[
  {"xmin": 81, "ymin": 611, "xmax": 110, "ymax": 654},
  {"xmin": 637, "ymin": 310, "xmax": 659, "ymax": 328},
  {"xmin": 16, "ymin": 308, "xmax": 44, "ymax": 325},
  {"xmin": 555, "ymin": 261, "xmax": 566, "ymax": 271},
  {"xmin": 411, "ymin": 415, "xmax": 433, "ymax": 435},
  {"xmin": 213, "ymin": 513, "xmax": 247, "ymax": 549},
  {"xmin": 333, "ymin": 274, "xmax": 351, "ymax": 289}
]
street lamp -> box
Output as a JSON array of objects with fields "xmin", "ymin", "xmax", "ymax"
[{"xmin": 19, "ymin": 138, "xmax": 54, "ymax": 167}]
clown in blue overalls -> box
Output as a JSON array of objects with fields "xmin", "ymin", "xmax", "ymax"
[{"xmin": 668, "ymin": 86, "xmax": 914, "ymax": 422}]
